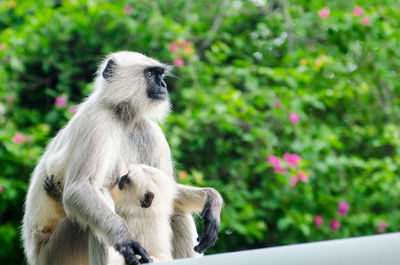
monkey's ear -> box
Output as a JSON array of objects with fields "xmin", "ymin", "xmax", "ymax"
[
  {"xmin": 102, "ymin": 59, "xmax": 116, "ymax": 80},
  {"xmin": 118, "ymin": 174, "xmax": 131, "ymax": 190}
]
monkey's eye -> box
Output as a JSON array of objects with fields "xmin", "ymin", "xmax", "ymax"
[{"xmin": 146, "ymin": 71, "xmax": 153, "ymax": 78}]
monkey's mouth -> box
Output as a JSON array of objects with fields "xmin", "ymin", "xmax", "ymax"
[{"xmin": 148, "ymin": 91, "xmax": 168, "ymax": 101}]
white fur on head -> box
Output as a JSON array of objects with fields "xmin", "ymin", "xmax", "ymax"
[{"xmin": 93, "ymin": 51, "xmax": 172, "ymax": 123}]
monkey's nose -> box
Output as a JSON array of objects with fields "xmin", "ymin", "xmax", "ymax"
[
  {"xmin": 160, "ymin": 79, "xmax": 166, "ymax": 88},
  {"xmin": 140, "ymin": 192, "xmax": 155, "ymax": 208}
]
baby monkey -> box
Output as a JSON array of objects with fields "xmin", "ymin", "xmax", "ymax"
[{"xmin": 44, "ymin": 164, "xmax": 177, "ymax": 263}]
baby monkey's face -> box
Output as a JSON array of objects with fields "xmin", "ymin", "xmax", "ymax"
[{"xmin": 118, "ymin": 174, "xmax": 155, "ymax": 208}]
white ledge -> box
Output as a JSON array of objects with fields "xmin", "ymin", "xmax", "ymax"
[{"xmin": 162, "ymin": 232, "xmax": 400, "ymax": 265}]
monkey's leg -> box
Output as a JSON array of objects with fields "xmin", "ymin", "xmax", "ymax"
[
  {"xmin": 42, "ymin": 177, "xmax": 129, "ymax": 265},
  {"xmin": 172, "ymin": 184, "xmax": 223, "ymax": 257},
  {"xmin": 171, "ymin": 212, "xmax": 201, "ymax": 259},
  {"xmin": 42, "ymin": 175, "xmax": 150, "ymax": 265},
  {"xmin": 88, "ymin": 231, "xmax": 111, "ymax": 265},
  {"xmin": 37, "ymin": 218, "xmax": 89, "ymax": 265}
]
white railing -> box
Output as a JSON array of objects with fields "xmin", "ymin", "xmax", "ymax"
[{"xmin": 162, "ymin": 232, "xmax": 400, "ymax": 265}]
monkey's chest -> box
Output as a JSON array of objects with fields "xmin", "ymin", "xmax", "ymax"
[{"xmin": 120, "ymin": 124, "xmax": 160, "ymax": 168}]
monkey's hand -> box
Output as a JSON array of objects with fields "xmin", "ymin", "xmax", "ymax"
[
  {"xmin": 115, "ymin": 240, "xmax": 153, "ymax": 265},
  {"xmin": 43, "ymin": 175, "xmax": 63, "ymax": 202},
  {"xmin": 194, "ymin": 189, "xmax": 223, "ymax": 254}
]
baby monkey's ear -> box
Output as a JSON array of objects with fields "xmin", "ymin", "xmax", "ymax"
[
  {"xmin": 118, "ymin": 174, "xmax": 131, "ymax": 190},
  {"xmin": 140, "ymin": 191, "xmax": 154, "ymax": 208},
  {"xmin": 102, "ymin": 59, "xmax": 116, "ymax": 80}
]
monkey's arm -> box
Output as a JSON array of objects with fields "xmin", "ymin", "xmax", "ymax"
[
  {"xmin": 174, "ymin": 184, "xmax": 223, "ymax": 254},
  {"xmin": 61, "ymin": 129, "xmax": 151, "ymax": 265},
  {"xmin": 43, "ymin": 169, "xmax": 151, "ymax": 265},
  {"xmin": 63, "ymin": 176, "xmax": 151, "ymax": 265}
]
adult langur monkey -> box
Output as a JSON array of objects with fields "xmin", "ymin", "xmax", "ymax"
[
  {"xmin": 43, "ymin": 164, "xmax": 177, "ymax": 263},
  {"xmin": 22, "ymin": 51, "xmax": 223, "ymax": 265}
]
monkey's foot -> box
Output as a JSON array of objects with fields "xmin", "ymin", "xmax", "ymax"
[{"xmin": 43, "ymin": 175, "xmax": 63, "ymax": 202}]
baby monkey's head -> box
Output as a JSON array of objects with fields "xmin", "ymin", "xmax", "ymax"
[
  {"xmin": 114, "ymin": 164, "xmax": 177, "ymax": 216},
  {"xmin": 117, "ymin": 164, "xmax": 167, "ymax": 209},
  {"xmin": 119, "ymin": 173, "xmax": 154, "ymax": 208}
]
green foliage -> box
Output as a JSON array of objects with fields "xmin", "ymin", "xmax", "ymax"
[{"xmin": 1, "ymin": 0, "xmax": 400, "ymax": 263}]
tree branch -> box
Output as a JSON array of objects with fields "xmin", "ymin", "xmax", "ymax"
[
  {"xmin": 282, "ymin": 1, "xmax": 294, "ymax": 53},
  {"xmin": 199, "ymin": 0, "xmax": 231, "ymax": 51}
]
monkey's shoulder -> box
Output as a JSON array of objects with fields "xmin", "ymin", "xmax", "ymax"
[
  {"xmin": 128, "ymin": 119, "xmax": 167, "ymax": 144},
  {"xmin": 131, "ymin": 118, "xmax": 162, "ymax": 132},
  {"xmin": 145, "ymin": 119, "xmax": 169, "ymax": 143}
]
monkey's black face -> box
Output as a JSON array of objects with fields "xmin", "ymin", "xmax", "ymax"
[{"xmin": 144, "ymin": 67, "xmax": 168, "ymax": 101}]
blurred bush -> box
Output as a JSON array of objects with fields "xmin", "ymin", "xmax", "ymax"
[{"xmin": 1, "ymin": 0, "xmax": 400, "ymax": 263}]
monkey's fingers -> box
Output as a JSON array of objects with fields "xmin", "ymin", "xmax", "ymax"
[
  {"xmin": 124, "ymin": 249, "xmax": 138, "ymax": 265},
  {"xmin": 197, "ymin": 216, "xmax": 214, "ymax": 242},
  {"xmin": 195, "ymin": 217, "xmax": 219, "ymax": 253},
  {"xmin": 43, "ymin": 180, "xmax": 51, "ymax": 192},
  {"xmin": 195, "ymin": 237, "xmax": 213, "ymax": 254},
  {"xmin": 194, "ymin": 233, "xmax": 216, "ymax": 253},
  {"xmin": 43, "ymin": 175, "xmax": 63, "ymax": 201},
  {"xmin": 131, "ymin": 240, "xmax": 152, "ymax": 263},
  {"xmin": 199, "ymin": 201, "xmax": 211, "ymax": 221},
  {"xmin": 115, "ymin": 241, "xmax": 140, "ymax": 265},
  {"xmin": 139, "ymin": 256, "xmax": 153, "ymax": 264},
  {"xmin": 43, "ymin": 176, "xmax": 55, "ymax": 193}
]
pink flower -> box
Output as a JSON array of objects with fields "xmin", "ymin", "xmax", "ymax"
[
  {"xmin": 273, "ymin": 166, "xmax": 286, "ymax": 174},
  {"xmin": 55, "ymin": 95, "xmax": 68, "ymax": 107},
  {"xmin": 69, "ymin": 105, "xmax": 77, "ymax": 115},
  {"xmin": 283, "ymin": 153, "xmax": 301, "ymax": 168},
  {"xmin": 274, "ymin": 100, "xmax": 282, "ymax": 108},
  {"xmin": 267, "ymin": 155, "xmax": 281, "ymax": 168},
  {"xmin": 267, "ymin": 155, "xmax": 286, "ymax": 174},
  {"xmin": 376, "ymin": 221, "xmax": 388, "ymax": 233},
  {"xmin": 338, "ymin": 201, "xmax": 350, "ymax": 216},
  {"xmin": 0, "ymin": 43, "xmax": 6, "ymax": 51},
  {"xmin": 314, "ymin": 215, "xmax": 323, "ymax": 228},
  {"xmin": 362, "ymin": 16, "xmax": 371, "ymax": 26},
  {"xmin": 123, "ymin": 5, "xmax": 133, "ymax": 14},
  {"xmin": 289, "ymin": 112, "xmax": 300, "ymax": 124},
  {"xmin": 289, "ymin": 176, "xmax": 298, "ymax": 187},
  {"xmin": 0, "ymin": 186, "xmax": 4, "ymax": 193},
  {"xmin": 297, "ymin": 170, "xmax": 308, "ymax": 182},
  {"xmin": 330, "ymin": 219, "xmax": 340, "ymax": 232},
  {"xmin": 353, "ymin": 6, "xmax": 364, "ymax": 16},
  {"xmin": 174, "ymin": 57, "xmax": 185, "ymax": 67},
  {"xmin": 169, "ymin": 42, "xmax": 178, "ymax": 53},
  {"xmin": 12, "ymin": 132, "xmax": 25, "ymax": 144},
  {"xmin": 318, "ymin": 7, "xmax": 330, "ymax": 19},
  {"xmin": 178, "ymin": 40, "xmax": 189, "ymax": 47}
]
